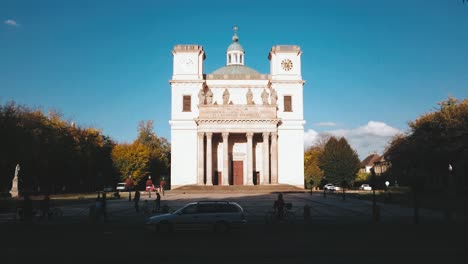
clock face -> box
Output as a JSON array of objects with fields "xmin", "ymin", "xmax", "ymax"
[{"xmin": 281, "ymin": 59, "xmax": 293, "ymax": 71}]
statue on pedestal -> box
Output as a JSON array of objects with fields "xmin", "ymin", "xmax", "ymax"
[
  {"xmin": 205, "ymin": 88, "xmax": 213, "ymax": 104},
  {"xmin": 246, "ymin": 89, "xmax": 254, "ymax": 105},
  {"xmin": 261, "ymin": 89, "xmax": 269, "ymax": 105},
  {"xmin": 223, "ymin": 89, "xmax": 230, "ymax": 105},
  {"xmin": 10, "ymin": 164, "xmax": 20, "ymax": 197},
  {"xmin": 198, "ymin": 88, "xmax": 206, "ymax": 105},
  {"xmin": 270, "ymin": 88, "xmax": 278, "ymax": 106}
]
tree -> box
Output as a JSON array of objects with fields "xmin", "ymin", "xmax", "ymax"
[
  {"xmin": 318, "ymin": 137, "xmax": 361, "ymax": 186},
  {"xmin": 385, "ymin": 97, "xmax": 468, "ymax": 190},
  {"xmin": 111, "ymin": 143, "xmax": 150, "ymax": 184},
  {"xmin": 135, "ymin": 121, "xmax": 170, "ymax": 182},
  {"xmin": 304, "ymin": 146, "xmax": 324, "ymax": 189}
]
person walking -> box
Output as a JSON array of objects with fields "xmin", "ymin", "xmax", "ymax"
[
  {"xmin": 40, "ymin": 194, "xmax": 50, "ymax": 221},
  {"xmin": 273, "ymin": 193, "xmax": 285, "ymax": 222},
  {"xmin": 153, "ymin": 192, "xmax": 161, "ymax": 213},
  {"xmin": 160, "ymin": 178, "xmax": 166, "ymax": 196},
  {"xmin": 134, "ymin": 190, "xmax": 141, "ymax": 214},
  {"xmin": 146, "ymin": 176, "xmax": 153, "ymax": 198}
]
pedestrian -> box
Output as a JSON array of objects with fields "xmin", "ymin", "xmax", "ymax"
[
  {"xmin": 273, "ymin": 193, "xmax": 285, "ymax": 221},
  {"xmin": 160, "ymin": 178, "xmax": 166, "ymax": 196},
  {"xmin": 134, "ymin": 190, "xmax": 141, "ymax": 214},
  {"xmin": 95, "ymin": 197, "xmax": 103, "ymax": 222},
  {"xmin": 153, "ymin": 192, "xmax": 161, "ymax": 213},
  {"xmin": 23, "ymin": 194, "xmax": 33, "ymax": 223},
  {"xmin": 40, "ymin": 194, "xmax": 50, "ymax": 221},
  {"xmin": 146, "ymin": 176, "xmax": 154, "ymax": 198}
]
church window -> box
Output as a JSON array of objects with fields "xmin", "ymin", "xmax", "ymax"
[
  {"xmin": 240, "ymin": 54, "xmax": 243, "ymax": 64},
  {"xmin": 229, "ymin": 54, "xmax": 231, "ymax": 63},
  {"xmin": 284, "ymin": 96, "xmax": 292, "ymax": 112},
  {"xmin": 183, "ymin": 95, "xmax": 191, "ymax": 112}
]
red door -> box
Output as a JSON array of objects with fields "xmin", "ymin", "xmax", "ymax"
[{"xmin": 233, "ymin": 161, "xmax": 244, "ymax": 185}]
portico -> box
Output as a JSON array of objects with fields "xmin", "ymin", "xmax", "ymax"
[{"xmin": 196, "ymin": 128, "xmax": 279, "ymax": 186}]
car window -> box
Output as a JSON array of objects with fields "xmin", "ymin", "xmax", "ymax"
[
  {"xmin": 219, "ymin": 204, "xmax": 239, "ymax": 213},
  {"xmin": 198, "ymin": 204, "xmax": 217, "ymax": 214},
  {"xmin": 181, "ymin": 204, "xmax": 198, "ymax": 214}
]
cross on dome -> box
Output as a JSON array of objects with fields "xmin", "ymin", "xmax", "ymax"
[{"xmin": 227, "ymin": 25, "xmax": 244, "ymax": 65}]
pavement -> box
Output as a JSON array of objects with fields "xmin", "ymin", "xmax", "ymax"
[
  {"xmin": 1, "ymin": 191, "xmax": 467, "ymax": 263},
  {"xmin": 1, "ymin": 190, "xmax": 461, "ymax": 225}
]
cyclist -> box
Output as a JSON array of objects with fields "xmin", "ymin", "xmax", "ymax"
[{"xmin": 273, "ymin": 193, "xmax": 285, "ymax": 221}]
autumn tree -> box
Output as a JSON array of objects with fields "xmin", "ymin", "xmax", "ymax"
[
  {"xmin": 304, "ymin": 146, "xmax": 324, "ymax": 189},
  {"xmin": 111, "ymin": 143, "xmax": 150, "ymax": 184},
  {"xmin": 135, "ymin": 120, "xmax": 170, "ymax": 180},
  {"xmin": 318, "ymin": 137, "xmax": 361, "ymax": 186}
]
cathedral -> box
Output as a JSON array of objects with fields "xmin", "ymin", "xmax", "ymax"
[{"xmin": 169, "ymin": 28, "xmax": 305, "ymax": 188}]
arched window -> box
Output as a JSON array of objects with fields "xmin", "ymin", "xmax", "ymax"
[
  {"xmin": 229, "ymin": 54, "xmax": 231, "ymax": 63},
  {"xmin": 240, "ymin": 54, "xmax": 243, "ymax": 64}
]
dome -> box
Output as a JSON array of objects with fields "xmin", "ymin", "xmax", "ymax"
[
  {"xmin": 227, "ymin": 42, "xmax": 244, "ymax": 52},
  {"xmin": 211, "ymin": 65, "xmax": 260, "ymax": 75}
]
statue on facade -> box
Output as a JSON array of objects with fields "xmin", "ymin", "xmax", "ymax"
[
  {"xmin": 198, "ymin": 88, "xmax": 206, "ymax": 105},
  {"xmin": 270, "ymin": 88, "xmax": 278, "ymax": 106},
  {"xmin": 246, "ymin": 88, "xmax": 254, "ymax": 105},
  {"xmin": 261, "ymin": 89, "xmax": 269, "ymax": 105},
  {"xmin": 205, "ymin": 88, "xmax": 213, "ymax": 104},
  {"xmin": 222, "ymin": 88, "xmax": 230, "ymax": 105}
]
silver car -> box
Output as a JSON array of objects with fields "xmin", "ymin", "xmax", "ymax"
[{"xmin": 146, "ymin": 201, "xmax": 247, "ymax": 232}]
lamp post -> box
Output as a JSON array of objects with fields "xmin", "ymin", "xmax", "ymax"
[
  {"xmin": 385, "ymin": 181, "xmax": 391, "ymax": 202},
  {"xmin": 370, "ymin": 168, "xmax": 378, "ymax": 222},
  {"xmin": 446, "ymin": 164, "xmax": 453, "ymax": 221}
]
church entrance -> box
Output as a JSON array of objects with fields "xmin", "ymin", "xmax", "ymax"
[{"xmin": 232, "ymin": 161, "xmax": 244, "ymax": 185}]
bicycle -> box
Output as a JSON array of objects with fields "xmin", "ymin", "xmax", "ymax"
[{"xmin": 264, "ymin": 207, "xmax": 296, "ymax": 224}]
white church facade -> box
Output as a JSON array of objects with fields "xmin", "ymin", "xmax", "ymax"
[{"xmin": 169, "ymin": 29, "xmax": 305, "ymax": 188}]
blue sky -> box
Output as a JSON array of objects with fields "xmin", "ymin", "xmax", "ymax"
[{"xmin": 1, "ymin": 0, "xmax": 467, "ymax": 159}]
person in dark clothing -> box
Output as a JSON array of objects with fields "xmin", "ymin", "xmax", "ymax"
[
  {"xmin": 153, "ymin": 192, "xmax": 161, "ymax": 213},
  {"xmin": 40, "ymin": 194, "xmax": 50, "ymax": 220},
  {"xmin": 160, "ymin": 179, "xmax": 166, "ymax": 196},
  {"xmin": 273, "ymin": 193, "xmax": 285, "ymax": 221},
  {"xmin": 23, "ymin": 194, "xmax": 33, "ymax": 222},
  {"xmin": 134, "ymin": 190, "xmax": 141, "ymax": 213}
]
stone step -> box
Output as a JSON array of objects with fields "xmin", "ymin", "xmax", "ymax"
[{"xmin": 170, "ymin": 184, "xmax": 305, "ymax": 193}]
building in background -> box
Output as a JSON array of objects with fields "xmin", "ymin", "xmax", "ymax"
[{"xmin": 169, "ymin": 28, "xmax": 305, "ymax": 188}]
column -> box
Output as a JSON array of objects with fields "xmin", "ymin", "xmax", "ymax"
[
  {"xmin": 271, "ymin": 132, "xmax": 278, "ymax": 184},
  {"xmin": 206, "ymin": 132, "xmax": 213, "ymax": 186},
  {"xmin": 222, "ymin": 132, "xmax": 229, "ymax": 186},
  {"xmin": 246, "ymin": 132, "xmax": 254, "ymax": 185},
  {"xmin": 197, "ymin": 132, "xmax": 204, "ymax": 185},
  {"xmin": 262, "ymin": 132, "xmax": 270, "ymax": 185}
]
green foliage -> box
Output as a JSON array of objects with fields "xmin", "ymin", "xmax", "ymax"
[
  {"xmin": 304, "ymin": 146, "xmax": 324, "ymax": 189},
  {"xmin": 356, "ymin": 172, "xmax": 370, "ymax": 182},
  {"xmin": 0, "ymin": 102, "xmax": 115, "ymax": 193},
  {"xmin": 136, "ymin": 121, "xmax": 171, "ymax": 180},
  {"xmin": 385, "ymin": 97, "xmax": 468, "ymax": 188},
  {"xmin": 318, "ymin": 137, "xmax": 361, "ymax": 186}
]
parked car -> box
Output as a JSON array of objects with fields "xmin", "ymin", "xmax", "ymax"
[
  {"xmin": 146, "ymin": 201, "xmax": 247, "ymax": 232},
  {"xmin": 323, "ymin": 183, "xmax": 336, "ymax": 191},
  {"xmin": 360, "ymin": 184, "xmax": 372, "ymax": 191},
  {"xmin": 116, "ymin": 183, "xmax": 127, "ymax": 192}
]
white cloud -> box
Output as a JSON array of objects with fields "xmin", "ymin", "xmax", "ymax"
[
  {"xmin": 4, "ymin": 19, "xmax": 20, "ymax": 27},
  {"xmin": 304, "ymin": 121, "xmax": 402, "ymax": 160},
  {"xmin": 315, "ymin": 122, "xmax": 337, "ymax": 127}
]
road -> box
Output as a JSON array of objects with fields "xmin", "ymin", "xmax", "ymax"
[{"xmin": 1, "ymin": 221, "xmax": 466, "ymax": 264}]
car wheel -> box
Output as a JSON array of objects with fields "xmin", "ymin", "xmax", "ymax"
[
  {"xmin": 158, "ymin": 221, "xmax": 173, "ymax": 233},
  {"xmin": 214, "ymin": 221, "xmax": 229, "ymax": 233}
]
